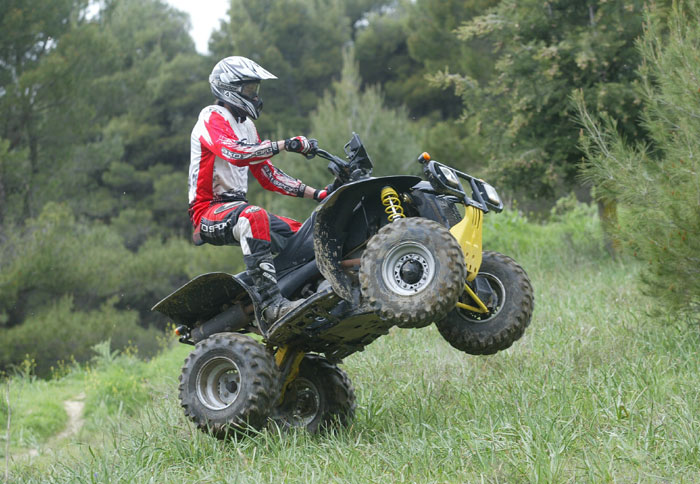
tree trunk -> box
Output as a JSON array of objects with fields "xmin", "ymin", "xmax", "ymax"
[{"xmin": 597, "ymin": 197, "xmax": 619, "ymax": 258}]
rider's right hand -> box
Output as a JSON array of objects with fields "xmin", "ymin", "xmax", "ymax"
[{"xmin": 285, "ymin": 136, "xmax": 313, "ymax": 154}]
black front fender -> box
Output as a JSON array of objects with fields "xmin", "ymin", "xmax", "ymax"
[{"xmin": 312, "ymin": 175, "xmax": 421, "ymax": 301}]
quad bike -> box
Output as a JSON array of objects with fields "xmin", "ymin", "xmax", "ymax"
[{"xmin": 152, "ymin": 134, "xmax": 533, "ymax": 437}]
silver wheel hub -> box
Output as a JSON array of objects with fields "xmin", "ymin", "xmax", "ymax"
[
  {"xmin": 382, "ymin": 242, "xmax": 436, "ymax": 296},
  {"xmin": 288, "ymin": 378, "xmax": 321, "ymax": 426},
  {"xmin": 196, "ymin": 356, "xmax": 242, "ymax": 411}
]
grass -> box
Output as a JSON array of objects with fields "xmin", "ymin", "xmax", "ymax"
[{"xmin": 2, "ymin": 205, "xmax": 699, "ymax": 483}]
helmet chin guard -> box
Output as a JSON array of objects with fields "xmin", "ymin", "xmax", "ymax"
[{"xmin": 209, "ymin": 56, "xmax": 277, "ymax": 119}]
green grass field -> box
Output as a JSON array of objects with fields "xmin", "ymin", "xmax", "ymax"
[{"xmin": 2, "ymin": 206, "xmax": 699, "ymax": 483}]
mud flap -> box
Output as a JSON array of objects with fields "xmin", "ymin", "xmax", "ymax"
[{"xmin": 151, "ymin": 272, "xmax": 265, "ymax": 332}]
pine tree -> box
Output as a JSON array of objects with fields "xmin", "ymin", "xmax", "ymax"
[
  {"xmin": 435, "ymin": 0, "xmax": 657, "ymax": 205},
  {"xmin": 577, "ymin": 2, "xmax": 700, "ymax": 315}
]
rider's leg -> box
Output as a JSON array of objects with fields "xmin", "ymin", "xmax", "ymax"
[{"xmin": 233, "ymin": 205, "xmax": 303, "ymax": 322}]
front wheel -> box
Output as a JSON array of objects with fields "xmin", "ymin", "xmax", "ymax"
[
  {"xmin": 273, "ymin": 355, "xmax": 356, "ymax": 433},
  {"xmin": 436, "ymin": 251, "xmax": 534, "ymax": 355},
  {"xmin": 359, "ymin": 217, "xmax": 466, "ymax": 328}
]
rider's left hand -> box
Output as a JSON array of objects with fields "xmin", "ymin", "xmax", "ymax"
[
  {"xmin": 313, "ymin": 188, "xmax": 328, "ymax": 202},
  {"xmin": 313, "ymin": 178, "xmax": 342, "ymax": 202}
]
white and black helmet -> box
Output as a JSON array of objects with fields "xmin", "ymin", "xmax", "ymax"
[{"xmin": 209, "ymin": 56, "xmax": 277, "ymax": 119}]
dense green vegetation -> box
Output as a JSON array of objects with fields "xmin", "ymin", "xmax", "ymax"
[
  {"xmin": 577, "ymin": 1, "xmax": 700, "ymax": 315},
  {"xmin": 2, "ymin": 206, "xmax": 699, "ymax": 482}
]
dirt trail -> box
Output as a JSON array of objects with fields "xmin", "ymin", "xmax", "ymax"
[{"xmin": 25, "ymin": 393, "xmax": 85, "ymax": 458}]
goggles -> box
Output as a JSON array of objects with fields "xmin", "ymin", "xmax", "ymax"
[{"xmin": 238, "ymin": 81, "xmax": 260, "ymax": 99}]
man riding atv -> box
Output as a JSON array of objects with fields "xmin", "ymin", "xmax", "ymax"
[
  {"xmin": 188, "ymin": 56, "xmax": 331, "ymax": 323},
  {"xmin": 161, "ymin": 55, "xmax": 533, "ymax": 437}
]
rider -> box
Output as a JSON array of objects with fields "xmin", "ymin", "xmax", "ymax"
[{"xmin": 188, "ymin": 56, "xmax": 329, "ymax": 323}]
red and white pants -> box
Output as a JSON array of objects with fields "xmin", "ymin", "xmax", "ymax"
[{"xmin": 196, "ymin": 201, "xmax": 301, "ymax": 256}]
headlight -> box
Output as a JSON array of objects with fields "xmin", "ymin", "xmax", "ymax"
[
  {"xmin": 482, "ymin": 182, "xmax": 501, "ymax": 205},
  {"xmin": 437, "ymin": 165, "xmax": 460, "ymax": 188}
]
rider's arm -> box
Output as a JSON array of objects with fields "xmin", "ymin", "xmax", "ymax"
[
  {"xmin": 249, "ymin": 159, "xmax": 304, "ymax": 197},
  {"xmin": 247, "ymin": 129, "xmax": 321, "ymax": 199},
  {"xmin": 204, "ymin": 110, "xmax": 287, "ymax": 165},
  {"xmin": 249, "ymin": 160, "xmax": 320, "ymax": 199}
]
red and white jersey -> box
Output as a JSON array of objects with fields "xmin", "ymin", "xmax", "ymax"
[{"xmin": 188, "ymin": 104, "xmax": 304, "ymax": 225}]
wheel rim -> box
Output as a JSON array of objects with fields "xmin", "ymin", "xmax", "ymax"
[
  {"xmin": 458, "ymin": 272, "xmax": 506, "ymax": 323},
  {"xmin": 195, "ymin": 356, "xmax": 242, "ymax": 411},
  {"xmin": 286, "ymin": 377, "xmax": 321, "ymax": 427},
  {"xmin": 381, "ymin": 241, "xmax": 436, "ymax": 296}
]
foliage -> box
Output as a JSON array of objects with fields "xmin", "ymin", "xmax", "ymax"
[
  {"xmin": 84, "ymin": 344, "xmax": 150, "ymax": 417},
  {"xmin": 209, "ymin": 0, "xmax": 354, "ymax": 135},
  {"xmin": 0, "ymin": 0, "xmax": 91, "ymax": 219},
  {"xmin": 252, "ymin": 48, "xmax": 423, "ymax": 221},
  {"xmin": 1, "ymin": 0, "xmax": 696, "ymax": 376},
  {"xmin": 0, "ymin": 296, "xmax": 162, "ymax": 378},
  {"xmin": 0, "ymin": 202, "xmax": 243, "ymax": 374},
  {"xmin": 355, "ymin": 0, "xmax": 496, "ymax": 119},
  {"xmin": 354, "ymin": 0, "xmax": 497, "ymax": 167},
  {"xmin": 435, "ymin": 0, "xmax": 659, "ymax": 204},
  {"xmin": 309, "ymin": 48, "xmax": 422, "ymax": 177},
  {"xmin": 484, "ymin": 196, "xmax": 606, "ymax": 268},
  {"xmin": 576, "ymin": 1, "xmax": 700, "ymax": 315}
]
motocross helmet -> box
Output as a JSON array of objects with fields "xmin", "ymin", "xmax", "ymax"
[{"xmin": 209, "ymin": 56, "xmax": 277, "ymax": 119}]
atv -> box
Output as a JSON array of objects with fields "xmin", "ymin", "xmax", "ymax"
[{"xmin": 153, "ymin": 134, "xmax": 533, "ymax": 437}]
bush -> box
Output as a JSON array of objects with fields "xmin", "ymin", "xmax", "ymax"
[
  {"xmin": 0, "ymin": 202, "xmax": 245, "ymax": 375},
  {"xmin": 84, "ymin": 349, "xmax": 150, "ymax": 418},
  {"xmin": 577, "ymin": 2, "xmax": 700, "ymax": 315},
  {"xmin": 0, "ymin": 297, "xmax": 162, "ymax": 377},
  {"xmin": 484, "ymin": 196, "xmax": 606, "ymax": 270}
]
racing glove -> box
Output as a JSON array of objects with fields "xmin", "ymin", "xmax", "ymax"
[
  {"xmin": 284, "ymin": 136, "xmax": 313, "ymax": 155},
  {"xmin": 312, "ymin": 178, "xmax": 343, "ymax": 202},
  {"xmin": 313, "ymin": 188, "xmax": 328, "ymax": 201}
]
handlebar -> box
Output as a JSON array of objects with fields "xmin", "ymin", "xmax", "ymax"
[{"xmin": 301, "ymin": 134, "xmax": 373, "ymax": 184}]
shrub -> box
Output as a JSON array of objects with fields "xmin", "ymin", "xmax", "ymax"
[
  {"xmin": 84, "ymin": 354, "xmax": 150, "ymax": 417},
  {"xmin": 484, "ymin": 196, "xmax": 606, "ymax": 270},
  {"xmin": 577, "ymin": 2, "xmax": 700, "ymax": 315},
  {"xmin": 0, "ymin": 297, "xmax": 162, "ymax": 377}
]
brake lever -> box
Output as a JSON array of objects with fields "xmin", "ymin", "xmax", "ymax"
[{"xmin": 302, "ymin": 138, "xmax": 319, "ymax": 160}]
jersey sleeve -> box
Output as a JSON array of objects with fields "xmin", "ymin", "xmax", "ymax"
[
  {"xmin": 202, "ymin": 111, "xmax": 277, "ymax": 166},
  {"xmin": 249, "ymin": 160, "xmax": 306, "ymax": 197}
]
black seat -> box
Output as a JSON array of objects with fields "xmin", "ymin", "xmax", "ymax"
[{"xmin": 273, "ymin": 212, "xmax": 317, "ymax": 273}]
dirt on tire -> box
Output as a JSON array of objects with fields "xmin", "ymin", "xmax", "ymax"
[
  {"xmin": 359, "ymin": 217, "xmax": 465, "ymax": 328},
  {"xmin": 179, "ymin": 333, "xmax": 279, "ymax": 438},
  {"xmin": 435, "ymin": 251, "xmax": 533, "ymax": 355}
]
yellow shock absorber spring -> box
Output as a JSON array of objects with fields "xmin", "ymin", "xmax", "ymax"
[{"xmin": 381, "ymin": 186, "xmax": 405, "ymax": 222}]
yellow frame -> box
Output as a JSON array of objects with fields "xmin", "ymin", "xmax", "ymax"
[
  {"xmin": 455, "ymin": 284, "xmax": 489, "ymax": 313},
  {"xmin": 449, "ymin": 205, "xmax": 483, "ymax": 282},
  {"xmin": 275, "ymin": 346, "xmax": 305, "ymax": 403}
]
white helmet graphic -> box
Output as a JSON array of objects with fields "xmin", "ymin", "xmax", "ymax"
[{"xmin": 209, "ymin": 56, "xmax": 277, "ymax": 119}]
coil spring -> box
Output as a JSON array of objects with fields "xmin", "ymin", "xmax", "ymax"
[{"xmin": 381, "ymin": 186, "xmax": 405, "ymax": 222}]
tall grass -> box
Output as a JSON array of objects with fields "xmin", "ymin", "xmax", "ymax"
[{"xmin": 3, "ymin": 203, "xmax": 699, "ymax": 483}]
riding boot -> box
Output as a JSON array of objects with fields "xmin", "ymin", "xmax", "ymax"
[{"xmin": 244, "ymin": 252, "xmax": 303, "ymax": 323}]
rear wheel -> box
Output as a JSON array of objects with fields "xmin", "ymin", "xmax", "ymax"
[
  {"xmin": 359, "ymin": 217, "xmax": 465, "ymax": 328},
  {"xmin": 274, "ymin": 355, "xmax": 355, "ymax": 433},
  {"xmin": 436, "ymin": 251, "xmax": 533, "ymax": 355},
  {"xmin": 179, "ymin": 333, "xmax": 279, "ymax": 438}
]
